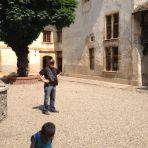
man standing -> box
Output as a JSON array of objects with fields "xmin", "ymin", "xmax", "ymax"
[{"xmin": 38, "ymin": 59, "xmax": 61, "ymax": 115}]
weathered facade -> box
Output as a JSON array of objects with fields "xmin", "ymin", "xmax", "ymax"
[
  {"xmin": 62, "ymin": 0, "xmax": 148, "ymax": 86},
  {"xmin": 0, "ymin": 26, "xmax": 59, "ymax": 76}
]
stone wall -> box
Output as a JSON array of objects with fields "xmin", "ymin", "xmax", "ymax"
[
  {"xmin": 134, "ymin": 0, "xmax": 148, "ymax": 8},
  {"xmin": 0, "ymin": 48, "xmax": 17, "ymax": 74},
  {"xmin": 0, "ymin": 86, "xmax": 7, "ymax": 122},
  {"xmin": 63, "ymin": 0, "xmax": 140, "ymax": 85},
  {"xmin": 132, "ymin": 0, "xmax": 148, "ymax": 86}
]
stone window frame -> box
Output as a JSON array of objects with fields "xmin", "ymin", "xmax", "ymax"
[
  {"xmin": 105, "ymin": 12, "xmax": 119, "ymax": 40},
  {"xmin": 104, "ymin": 46, "xmax": 119, "ymax": 72},
  {"xmin": 43, "ymin": 30, "xmax": 52, "ymax": 43}
]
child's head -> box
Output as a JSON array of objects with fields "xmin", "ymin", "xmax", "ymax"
[{"xmin": 41, "ymin": 122, "xmax": 56, "ymax": 143}]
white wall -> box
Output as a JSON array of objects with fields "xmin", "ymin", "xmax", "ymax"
[
  {"xmin": 63, "ymin": 0, "xmax": 134, "ymax": 82},
  {"xmin": 0, "ymin": 48, "xmax": 17, "ymax": 74}
]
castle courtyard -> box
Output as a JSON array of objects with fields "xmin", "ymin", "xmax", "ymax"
[{"xmin": 0, "ymin": 76, "xmax": 148, "ymax": 148}]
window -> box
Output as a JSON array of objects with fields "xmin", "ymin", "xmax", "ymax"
[
  {"xmin": 57, "ymin": 51, "xmax": 63, "ymax": 72},
  {"xmin": 141, "ymin": 12, "xmax": 148, "ymax": 44},
  {"xmin": 141, "ymin": 12, "xmax": 148, "ymax": 54},
  {"xmin": 106, "ymin": 13, "xmax": 119, "ymax": 39},
  {"xmin": 106, "ymin": 15, "xmax": 112, "ymax": 39},
  {"xmin": 84, "ymin": 0, "xmax": 89, "ymax": 2},
  {"xmin": 113, "ymin": 13, "xmax": 119, "ymax": 38},
  {"xmin": 105, "ymin": 47, "xmax": 118, "ymax": 71},
  {"xmin": 57, "ymin": 30, "xmax": 62, "ymax": 43},
  {"xmin": 89, "ymin": 48, "xmax": 94, "ymax": 70},
  {"xmin": 43, "ymin": 31, "xmax": 51, "ymax": 43}
]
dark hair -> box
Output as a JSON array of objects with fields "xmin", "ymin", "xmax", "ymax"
[{"xmin": 41, "ymin": 122, "xmax": 56, "ymax": 138}]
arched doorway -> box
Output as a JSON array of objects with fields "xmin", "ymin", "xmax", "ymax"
[{"xmin": 43, "ymin": 56, "xmax": 53, "ymax": 68}]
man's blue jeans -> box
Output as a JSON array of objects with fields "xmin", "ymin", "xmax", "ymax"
[{"xmin": 43, "ymin": 85, "xmax": 56, "ymax": 112}]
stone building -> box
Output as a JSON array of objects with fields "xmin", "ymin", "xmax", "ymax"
[
  {"xmin": 0, "ymin": 25, "xmax": 62, "ymax": 76},
  {"xmin": 62, "ymin": 0, "xmax": 148, "ymax": 86}
]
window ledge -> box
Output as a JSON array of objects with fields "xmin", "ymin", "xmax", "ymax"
[
  {"xmin": 103, "ymin": 70, "xmax": 118, "ymax": 73},
  {"xmin": 104, "ymin": 38, "xmax": 119, "ymax": 41},
  {"xmin": 42, "ymin": 42, "xmax": 53, "ymax": 44}
]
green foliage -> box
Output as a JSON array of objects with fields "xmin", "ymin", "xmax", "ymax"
[{"xmin": 0, "ymin": 0, "xmax": 78, "ymax": 50}]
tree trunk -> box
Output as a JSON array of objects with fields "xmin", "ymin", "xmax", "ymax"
[{"xmin": 15, "ymin": 47, "xmax": 29, "ymax": 77}]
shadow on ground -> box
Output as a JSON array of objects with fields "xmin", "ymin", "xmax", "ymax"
[
  {"xmin": 0, "ymin": 72, "xmax": 18, "ymax": 84},
  {"xmin": 136, "ymin": 86, "xmax": 148, "ymax": 91},
  {"xmin": 0, "ymin": 72, "xmax": 39, "ymax": 84},
  {"xmin": 32, "ymin": 105, "xmax": 43, "ymax": 111}
]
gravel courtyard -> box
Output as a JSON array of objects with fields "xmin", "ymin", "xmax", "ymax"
[{"xmin": 0, "ymin": 77, "xmax": 148, "ymax": 148}]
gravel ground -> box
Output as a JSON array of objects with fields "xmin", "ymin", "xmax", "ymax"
[{"xmin": 0, "ymin": 77, "xmax": 148, "ymax": 148}]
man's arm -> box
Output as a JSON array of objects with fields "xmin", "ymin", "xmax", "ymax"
[
  {"xmin": 38, "ymin": 69, "xmax": 49, "ymax": 83},
  {"xmin": 38, "ymin": 73, "xmax": 49, "ymax": 83},
  {"xmin": 56, "ymin": 69, "xmax": 62, "ymax": 77},
  {"xmin": 57, "ymin": 73, "xmax": 62, "ymax": 78}
]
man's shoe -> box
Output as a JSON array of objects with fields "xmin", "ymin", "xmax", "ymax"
[
  {"xmin": 42, "ymin": 111, "xmax": 50, "ymax": 115},
  {"xmin": 50, "ymin": 110, "xmax": 59, "ymax": 113}
]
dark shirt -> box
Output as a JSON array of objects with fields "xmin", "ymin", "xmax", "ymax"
[{"xmin": 39, "ymin": 67, "xmax": 60, "ymax": 87}]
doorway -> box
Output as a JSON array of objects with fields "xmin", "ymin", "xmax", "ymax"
[
  {"xmin": 89, "ymin": 48, "xmax": 94, "ymax": 70},
  {"xmin": 42, "ymin": 56, "xmax": 53, "ymax": 68},
  {"xmin": 141, "ymin": 11, "xmax": 148, "ymax": 85},
  {"xmin": 56, "ymin": 51, "xmax": 62, "ymax": 72}
]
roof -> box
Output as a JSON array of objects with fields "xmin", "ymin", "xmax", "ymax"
[{"xmin": 133, "ymin": 1, "xmax": 148, "ymax": 14}]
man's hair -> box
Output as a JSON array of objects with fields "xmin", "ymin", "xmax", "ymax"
[{"xmin": 41, "ymin": 122, "xmax": 56, "ymax": 138}]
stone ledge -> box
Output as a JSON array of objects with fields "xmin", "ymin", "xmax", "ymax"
[
  {"xmin": 63, "ymin": 73, "xmax": 142, "ymax": 86},
  {"xmin": 1, "ymin": 75, "xmax": 39, "ymax": 84},
  {"xmin": 0, "ymin": 90, "xmax": 7, "ymax": 122}
]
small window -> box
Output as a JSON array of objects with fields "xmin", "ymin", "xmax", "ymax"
[
  {"xmin": 142, "ymin": 12, "xmax": 148, "ymax": 24},
  {"xmin": 57, "ymin": 30, "xmax": 62, "ymax": 43},
  {"xmin": 89, "ymin": 48, "xmax": 94, "ymax": 70},
  {"xmin": 90, "ymin": 35, "xmax": 95, "ymax": 42},
  {"xmin": 141, "ymin": 12, "xmax": 148, "ymax": 49},
  {"xmin": 106, "ymin": 13, "xmax": 119, "ymax": 39},
  {"xmin": 106, "ymin": 15, "xmax": 112, "ymax": 39},
  {"xmin": 112, "ymin": 47, "xmax": 118, "ymax": 71},
  {"xmin": 84, "ymin": 0, "xmax": 89, "ymax": 2},
  {"xmin": 113, "ymin": 13, "xmax": 119, "ymax": 38},
  {"xmin": 105, "ymin": 47, "xmax": 118, "ymax": 71},
  {"xmin": 106, "ymin": 47, "xmax": 111, "ymax": 71},
  {"xmin": 43, "ymin": 31, "xmax": 51, "ymax": 43}
]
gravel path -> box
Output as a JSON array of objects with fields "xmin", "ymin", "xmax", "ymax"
[{"xmin": 0, "ymin": 77, "xmax": 148, "ymax": 148}]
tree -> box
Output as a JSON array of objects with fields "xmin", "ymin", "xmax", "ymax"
[{"xmin": 0, "ymin": 0, "xmax": 77, "ymax": 76}]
